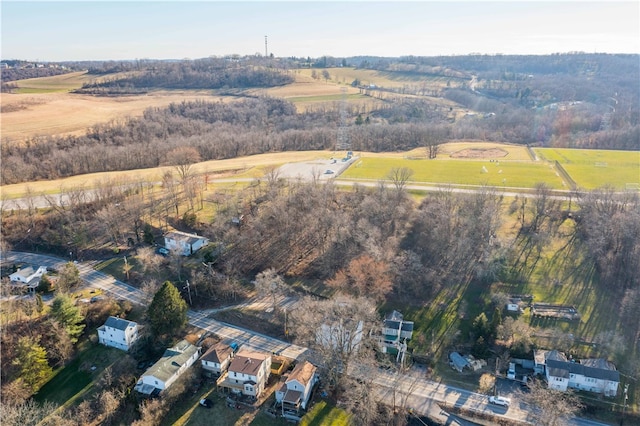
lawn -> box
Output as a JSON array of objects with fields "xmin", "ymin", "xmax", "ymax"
[
  {"xmin": 164, "ymin": 386, "xmax": 245, "ymax": 426},
  {"xmin": 341, "ymin": 157, "xmax": 565, "ymax": 189},
  {"xmin": 299, "ymin": 400, "xmax": 351, "ymax": 426},
  {"xmin": 534, "ymin": 148, "xmax": 640, "ymax": 190},
  {"xmin": 34, "ymin": 340, "xmax": 125, "ymax": 406}
]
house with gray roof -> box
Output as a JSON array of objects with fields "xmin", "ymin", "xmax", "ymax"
[
  {"xmin": 536, "ymin": 349, "xmax": 620, "ymax": 396},
  {"xmin": 164, "ymin": 231, "xmax": 209, "ymax": 256},
  {"xmin": 134, "ymin": 340, "xmax": 200, "ymax": 395},
  {"xmin": 9, "ymin": 265, "xmax": 47, "ymax": 292},
  {"xmin": 97, "ymin": 316, "xmax": 139, "ymax": 351}
]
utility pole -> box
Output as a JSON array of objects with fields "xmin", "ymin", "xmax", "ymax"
[
  {"xmin": 621, "ymin": 383, "xmax": 629, "ymax": 425},
  {"xmin": 184, "ymin": 280, "xmax": 192, "ymax": 305}
]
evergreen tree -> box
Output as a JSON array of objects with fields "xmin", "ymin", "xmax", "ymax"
[
  {"xmin": 13, "ymin": 336, "xmax": 52, "ymax": 390},
  {"xmin": 491, "ymin": 307, "xmax": 503, "ymax": 336},
  {"xmin": 50, "ymin": 294, "xmax": 85, "ymax": 342},
  {"xmin": 147, "ymin": 281, "xmax": 187, "ymax": 336},
  {"xmin": 472, "ymin": 312, "xmax": 490, "ymax": 339}
]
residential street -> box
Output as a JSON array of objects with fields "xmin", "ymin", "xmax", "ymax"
[{"xmin": 2, "ymin": 251, "xmax": 612, "ymax": 426}]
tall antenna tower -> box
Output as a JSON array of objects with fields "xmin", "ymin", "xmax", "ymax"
[
  {"xmin": 336, "ymin": 87, "xmax": 351, "ymax": 151},
  {"xmin": 265, "ymin": 35, "xmax": 268, "ymax": 57}
]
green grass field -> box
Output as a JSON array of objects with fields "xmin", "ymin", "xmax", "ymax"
[
  {"xmin": 342, "ymin": 157, "xmax": 566, "ymax": 189},
  {"xmin": 534, "ymin": 148, "xmax": 640, "ymax": 190},
  {"xmin": 13, "ymin": 71, "xmax": 93, "ymax": 93},
  {"xmin": 299, "ymin": 400, "xmax": 351, "ymax": 426}
]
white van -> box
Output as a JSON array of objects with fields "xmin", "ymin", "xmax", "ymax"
[{"xmin": 489, "ymin": 395, "xmax": 511, "ymax": 407}]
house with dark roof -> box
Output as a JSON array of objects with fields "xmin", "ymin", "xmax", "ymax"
[
  {"xmin": 201, "ymin": 342, "xmax": 235, "ymax": 377},
  {"xmin": 380, "ymin": 310, "xmax": 413, "ymax": 362},
  {"xmin": 275, "ymin": 361, "xmax": 319, "ymax": 416},
  {"xmin": 134, "ymin": 340, "xmax": 200, "ymax": 395},
  {"xmin": 535, "ymin": 349, "xmax": 620, "ymax": 396},
  {"xmin": 97, "ymin": 316, "xmax": 139, "ymax": 351},
  {"xmin": 164, "ymin": 230, "xmax": 209, "ymax": 256},
  {"xmin": 217, "ymin": 351, "xmax": 271, "ymax": 398}
]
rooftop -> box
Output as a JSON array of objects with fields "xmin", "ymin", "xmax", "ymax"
[
  {"xmin": 142, "ymin": 340, "xmax": 199, "ymax": 383},
  {"xmin": 104, "ymin": 316, "xmax": 137, "ymax": 331},
  {"xmin": 286, "ymin": 361, "xmax": 317, "ymax": 387},
  {"xmin": 202, "ymin": 343, "xmax": 234, "ymax": 364},
  {"xmin": 165, "ymin": 230, "xmax": 208, "ymax": 244},
  {"xmin": 229, "ymin": 351, "xmax": 270, "ymax": 376}
]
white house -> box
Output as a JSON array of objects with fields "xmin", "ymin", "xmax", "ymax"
[
  {"xmin": 217, "ymin": 351, "xmax": 271, "ymax": 398},
  {"xmin": 317, "ymin": 320, "xmax": 363, "ymax": 354},
  {"xmin": 201, "ymin": 342, "xmax": 234, "ymax": 377},
  {"xmin": 134, "ymin": 340, "xmax": 200, "ymax": 396},
  {"xmin": 380, "ymin": 310, "xmax": 414, "ymax": 362},
  {"xmin": 276, "ymin": 361, "xmax": 319, "ymax": 414},
  {"xmin": 9, "ymin": 265, "xmax": 47, "ymax": 291},
  {"xmin": 537, "ymin": 350, "xmax": 620, "ymax": 397},
  {"xmin": 97, "ymin": 316, "xmax": 139, "ymax": 351},
  {"xmin": 164, "ymin": 231, "xmax": 209, "ymax": 256}
]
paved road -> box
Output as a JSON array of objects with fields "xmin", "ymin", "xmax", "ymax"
[
  {"xmin": 2, "ymin": 251, "xmax": 612, "ymax": 426},
  {"xmin": 2, "ymin": 251, "xmax": 307, "ymax": 359}
]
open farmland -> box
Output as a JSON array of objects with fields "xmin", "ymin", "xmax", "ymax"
[
  {"xmin": 1, "ymin": 90, "xmax": 229, "ymax": 141},
  {"xmin": 534, "ymin": 147, "xmax": 640, "ymax": 190},
  {"xmin": 342, "ymin": 143, "xmax": 566, "ymax": 189}
]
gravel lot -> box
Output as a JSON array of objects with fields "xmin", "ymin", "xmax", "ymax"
[{"xmin": 277, "ymin": 155, "xmax": 357, "ymax": 181}]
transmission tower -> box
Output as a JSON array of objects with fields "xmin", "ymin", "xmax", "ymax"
[
  {"xmin": 264, "ymin": 35, "xmax": 268, "ymax": 57},
  {"xmin": 336, "ymin": 87, "xmax": 351, "ymax": 151}
]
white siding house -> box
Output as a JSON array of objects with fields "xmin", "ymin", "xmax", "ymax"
[
  {"xmin": 276, "ymin": 361, "xmax": 319, "ymax": 413},
  {"xmin": 97, "ymin": 316, "xmax": 139, "ymax": 351},
  {"xmin": 317, "ymin": 320, "xmax": 363, "ymax": 354},
  {"xmin": 134, "ymin": 340, "xmax": 200, "ymax": 395},
  {"xmin": 217, "ymin": 351, "xmax": 271, "ymax": 398},
  {"xmin": 164, "ymin": 231, "xmax": 209, "ymax": 256},
  {"xmin": 538, "ymin": 350, "xmax": 620, "ymax": 397},
  {"xmin": 9, "ymin": 266, "xmax": 47, "ymax": 291},
  {"xmin": 201, "ymin": 343, "xmax": 234, "ymax": 377}
]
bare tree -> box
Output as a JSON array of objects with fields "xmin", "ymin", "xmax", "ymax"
[
  {"xmin": 165, "ymin": 146, "xmax": 201, "ymax": 182},
  {"xmin": 387, "ymin": 167, "xmax": 414, "ymax": 193},
  {"xmin": 521, "ymin": 379, "xmax": 582, "ymax": 426},
  {"xmin": 289, "ymin": 296, "xmax": 379, "ymax": 393},
  {"xmin": 254, "ymin": 268, "xmax": 285, "ymax": 314}
]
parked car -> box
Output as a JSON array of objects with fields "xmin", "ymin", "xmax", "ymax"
[
  {"xmin": 156, "ymin": 247, "xmax": 170, "ymax": 256},
  {"xmin": 199, "ymin": 398, "xmax": 213, "ymax": 408},
  {"xmin": 489, "ymin": 396, "xmax": 511, "ymax": 407}
]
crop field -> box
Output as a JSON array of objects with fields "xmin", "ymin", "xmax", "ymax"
[
  {"xmin": 341, "ymin": 156, "xmax": 565, "ymax": 189},
  {"xmin": 534, "ymin": 148, "xmax": 640, "ymax": 190}
]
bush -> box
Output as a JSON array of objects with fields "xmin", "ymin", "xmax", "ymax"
[{"xmin": 37, "ymin": 276, "xmax": 53, "ymax": 293}]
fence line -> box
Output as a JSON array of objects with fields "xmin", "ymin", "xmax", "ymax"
[{"xmin": 554, "ymin": 160, "xmax": 577, "ymax": 190}]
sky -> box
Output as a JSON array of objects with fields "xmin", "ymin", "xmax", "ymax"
[{"xmin": 1, "ymin": 1, "xmax": 639, "ymax": 61}]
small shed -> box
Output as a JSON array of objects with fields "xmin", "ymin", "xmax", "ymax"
[{"xmin": 449, "ymin": 352, "xmax": 470, "ymax": 373}]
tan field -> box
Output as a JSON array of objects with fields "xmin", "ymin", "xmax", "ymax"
[
  {"xmin": 0, "ymin": 150, "xmax": 340, "ymax": 199},
  {"xmin": 2, "ymin": 67, "xmax": 465, "ymax": 141}
]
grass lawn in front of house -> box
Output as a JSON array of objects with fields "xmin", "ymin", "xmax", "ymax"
[{"xmin": 299, "ymin": 400, "xmax": 351, "ymax": 426}]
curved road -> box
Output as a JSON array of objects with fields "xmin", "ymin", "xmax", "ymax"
[{"xmin": 2, "ymin": 251, "xmax": 611, "ymax": 426}]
